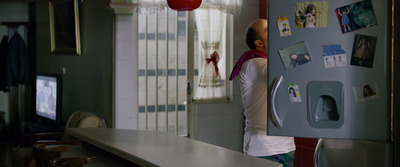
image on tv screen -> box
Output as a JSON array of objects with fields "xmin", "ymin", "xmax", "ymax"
[{"xmin": 36, "ymin": 75, "xmax": 58, "ymax": 121}]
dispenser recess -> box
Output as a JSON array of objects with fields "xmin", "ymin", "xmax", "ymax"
[{"xmin": 307, "ymin": 81, "xmax": 344, "ymax": 128}]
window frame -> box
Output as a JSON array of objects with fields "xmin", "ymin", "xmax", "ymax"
[
  {"xmin": 191, "ymin": 12, "xmax": 234, "ymax": 104},
  {"xmin": 136, "ymin": 9, "xmax": 234, "ymax": 136}
]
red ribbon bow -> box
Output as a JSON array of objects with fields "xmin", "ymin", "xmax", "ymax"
[{"xmin": 206, "ymin": 51, "xmax": 220, "ymax": 75}]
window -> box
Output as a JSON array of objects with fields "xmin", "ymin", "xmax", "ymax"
[
  {"xmin": 138, "ymin": 8, "xmax": 232, "ymax": 136},
  {"xmin": 138, "ymin": 8, "xmax": 189, "ymax": 136},
  {"xmin": 193, "ymin": 9, "xmax": 230, "ymax": 101}
]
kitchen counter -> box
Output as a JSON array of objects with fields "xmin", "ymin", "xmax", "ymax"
[{"xmin": 66, "ymin": 128, "xmax": 282, "ymax": 167}]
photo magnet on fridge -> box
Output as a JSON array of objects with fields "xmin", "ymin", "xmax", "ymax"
[
  {"xmin": 278, "ymin": 41, "xmax": 311, "ymax": 70},
  {"xmin": 288, "ymin": 82, "xmax": 301, "ymax": 104},
  {"xmin": 294, "ymin": 1, "xmax": 329, "ymax": 28},
  {"xmin": 322, "ymin": 44, "xmax": 347, "ymax": 68},
  {"xmin": 350, "ymin": 34, "xmax": 377, "ymax": 68},
  {"xmin": 352, "ymin": 82, "xmax": 381, "ymax": 103},
  {"xmin": 335, "ymin": 1, "xmax": 378, "ymax": 34},
  {"xmin": 277, "ymin": 15, "xmax": 292, "ymax": 37}
]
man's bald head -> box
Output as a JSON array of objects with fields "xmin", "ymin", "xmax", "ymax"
[{"xmin": 245, "ymin": 19, "xmax": 268, "ymax": 53}]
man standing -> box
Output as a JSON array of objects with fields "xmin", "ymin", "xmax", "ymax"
[{"xmin": 229, "ymin": 19, "xmax": 296, "ymax": 167}]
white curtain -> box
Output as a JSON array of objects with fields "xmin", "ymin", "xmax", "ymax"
[
  {"xmin": 200, "ymin": 0, "xmax": 242, "ymax": 14},
  {"xmin": 137, "ymin": 0, "xmax": 242, "ymax": 14},
  {"xmin": 137, "ymin": 0, "xmax": 168, "ymax": 7},
  {"xmin": 195, "ymin": 9, "xmax": 226, "ymax": 99},
  {"xmin": 137, "ymin": 0, "xmax": 168, "ymax": 13}
]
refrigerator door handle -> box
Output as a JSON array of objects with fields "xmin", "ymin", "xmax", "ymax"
[
  {"xmin": 271, "ymin": 75, "xmax": 283, "ymax": 128},
  {"xmin": 314, "ymin": 138, "xmax": 324, "ymax": 167}
]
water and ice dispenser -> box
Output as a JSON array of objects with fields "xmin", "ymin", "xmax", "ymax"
[{"xmin": 307, "ymin": 81, "xmax": 344, "ymax": 128}]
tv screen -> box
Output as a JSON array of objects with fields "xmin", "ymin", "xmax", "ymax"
[{"xmin": 35, "ymin": 73, "xmax": 62, "ymax": 126}]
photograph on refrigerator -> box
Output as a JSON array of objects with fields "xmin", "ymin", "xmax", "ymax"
[
  {"xmin": 352, "ymin": 82, "xmax": 381, "ymax": 103},
  {"xmin": 350, "ymin": 34, "xmax": 377, "ymax": 68},
  {"xmin": 278, "ymin": 41, "xmax": 311, "ymax": 70},
  {"xmin": 335, "ymin": 0, "xmax": 378, "ymax": 34},
  {"xmin": 277, "ymin": 15, "xmax": 292, "ymax": 37},
  {"xmin": 322, "ymin": 44, "xmax": 347, "ymax": 68},
  {"xmin": 294, "ymin": 1, "xmax": 329, "ymax": 28},
  {"xmin": 288, "ymin": 82, "xmax": 301, "ymax": 103}
]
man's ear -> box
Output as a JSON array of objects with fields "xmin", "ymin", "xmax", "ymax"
[{"xmin": 255, "ymin": 39, "xmax": 264, "ymax": 48}]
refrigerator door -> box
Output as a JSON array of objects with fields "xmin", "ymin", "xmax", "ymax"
[{"xmin": 267, "ymin": 0, "xmax": 391, "ymax": 140}]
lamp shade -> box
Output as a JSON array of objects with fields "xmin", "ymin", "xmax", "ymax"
[{"xmin": 167, "ymin": 0, "xmax": 202, "ymax": 11}]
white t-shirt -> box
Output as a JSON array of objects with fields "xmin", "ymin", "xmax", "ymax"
[{"xmin": 239, "ymin": 58, "xmax": 295, "ymax": 157}]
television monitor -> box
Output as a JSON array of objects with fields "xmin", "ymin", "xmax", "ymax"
[{"xmin": 35, "ymin": 73, "xmax": 62, "ymax": 129}]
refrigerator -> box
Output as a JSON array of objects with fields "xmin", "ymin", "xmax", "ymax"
[{"xmin": 266, "ymin": 0, "xmax": 394, "ymax": 166}]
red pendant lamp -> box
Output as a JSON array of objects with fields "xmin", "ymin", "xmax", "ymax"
[{"xmin": 167, "ymin": 0, "xmax": 202, "ymax": 11}]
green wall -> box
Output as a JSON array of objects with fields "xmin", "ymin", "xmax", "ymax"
[{"xmin": 35, "ymin": 0, "xmax": 114, "ymax": 126}]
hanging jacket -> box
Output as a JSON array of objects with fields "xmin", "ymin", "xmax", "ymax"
[{"xmin": 7, "ymin": 32, "xmax": 30, "ymax": 86}]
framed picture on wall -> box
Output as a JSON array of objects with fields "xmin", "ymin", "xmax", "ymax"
[{"xmin": 49, "ymin": 0, "xmax": 81, "ymax": 55}]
